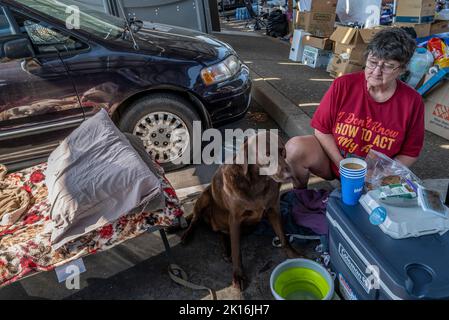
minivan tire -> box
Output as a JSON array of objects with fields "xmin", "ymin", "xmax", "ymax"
[{"xmin": 118, "ymin": 93, "xmax": 201, "ymax": 172}]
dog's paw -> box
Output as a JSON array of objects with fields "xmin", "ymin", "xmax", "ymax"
[{"xmin": 232, "ymin": 270, "xmax": 248, "ymax": 291}]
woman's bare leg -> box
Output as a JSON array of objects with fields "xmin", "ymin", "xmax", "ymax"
[{"xmin": 285, "ymin": 135, "xmax": 335, "ymax": 189}]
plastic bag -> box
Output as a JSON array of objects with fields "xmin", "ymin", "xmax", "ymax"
[
  {"xmin": 427, "ymin": 37, "xmax": 446, "ymax": 59},
  {"xmin": 364, "ymin": 149, "xmax": 422, "ymax": 191},
  {"xmin": 364, "ymin": 150, "xmax": 422, "ymax": 207},
  {"xmin": 336, "ymin": 0, "xmax": 382, "ymax": 27},
  {"xmin": 427, "ymin": 37, "xmax": 449, "ymax": 68},
  {"xmin": 417, "ymin": 186, "xmax": 449, "ymax": 218},
  {"xmin": 435, "ymin": 9, "xmax": 449, "ymax": 21}
]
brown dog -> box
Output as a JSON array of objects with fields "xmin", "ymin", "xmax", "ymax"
[{"xmin": 181, "ymin": 132, "xmax": 301, "ymax": 290}]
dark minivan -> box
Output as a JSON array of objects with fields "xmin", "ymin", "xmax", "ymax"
[{"xmin": 0, "ymin": 0, "xmax": 251, "ymax": 171}]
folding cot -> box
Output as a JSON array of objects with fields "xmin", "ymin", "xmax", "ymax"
[{"xmin": 0, "ymin": 161, "xmax": 214, "ymax": 298}]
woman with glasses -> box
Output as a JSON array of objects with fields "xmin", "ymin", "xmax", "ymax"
[{"xmin": 286, "ymin": 27, "xmax": 424, "ymax": 188}]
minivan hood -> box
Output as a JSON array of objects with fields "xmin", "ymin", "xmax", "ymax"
[{"xmin": 132, "ymin": 22, "xmax": 234, "ymax": 65}]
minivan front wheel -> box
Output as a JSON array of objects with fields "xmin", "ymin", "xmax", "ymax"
[{"xmin": 118, "ymin": 93, "xmax": 201, "ymax": 171}]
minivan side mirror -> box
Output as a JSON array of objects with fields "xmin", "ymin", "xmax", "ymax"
[{"xmin": 3, "ymin": 38, "xmax": 34, "ymax": 60}]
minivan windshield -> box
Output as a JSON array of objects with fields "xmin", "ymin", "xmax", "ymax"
[{"xmin": 14, "ymin": 0, "xmax": 125, "ymax": 39}]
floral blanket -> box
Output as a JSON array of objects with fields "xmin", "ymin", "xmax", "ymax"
[{"xmin": 0, "ymin": 163, "xmax": 183, "ymax": 288}]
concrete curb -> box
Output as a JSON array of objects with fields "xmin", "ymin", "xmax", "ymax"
[{"xmin": 250, "ymin": 70, "xmax": 313, "ymax": 138}]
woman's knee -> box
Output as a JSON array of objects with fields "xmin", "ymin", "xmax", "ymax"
[{"xmin": 285, "ymin": 135, "xmax": 316, "ymax": 163}]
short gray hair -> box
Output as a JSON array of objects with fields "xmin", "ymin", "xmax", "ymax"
[{"xmin": 365, "ymin": 28, "xmax": 416, "ymax": 67}]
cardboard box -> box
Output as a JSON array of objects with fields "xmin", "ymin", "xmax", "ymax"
[
  {"xmin": 298, "ymin": 0, "xmax": 338, "ymax": 13},
  {"xmin": 296, "ymin": 11, "xmax": 336, "ymax": 37},
  {"xmin": 330, "ymin": 26, "xmax": 388, "ymax": 64},
  {"xmin": 328, "ymin": 54, "xmax": 364, "ymax": 78},
  {"xmin": 424, "ymin": 81, "xmax": 449, "ymax": 140},
  {"xmin": 395, "ymin": 22, "xmax": 431, "ymax": 38},
  {"xmin": 430, "ymin": 20, "xmax": 449, "ymax": 35},
  {"xmin": 302, "ymin": 45, "xmax": 333, "ymax": 68},
  {"xmin": 334, "ymin": 42, "xmax": 367, "ymax": 63},
  {"xmin": 395, "ymin": 0, "xmax": 435, "ymax": 24},
  {"xmin": 302, "ymin": 35, "xmax": 334, "ymax": 50}
]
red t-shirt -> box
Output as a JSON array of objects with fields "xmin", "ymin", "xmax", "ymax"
[{"xmin": 311, "ymin": 72, "xmax": 425, "ymax": 176}]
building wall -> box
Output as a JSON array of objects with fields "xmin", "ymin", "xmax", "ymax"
[{"xmin": 76, "ymin": 0, "xmax": 219, "ymax": 33}]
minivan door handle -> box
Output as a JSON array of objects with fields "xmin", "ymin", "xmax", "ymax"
[{"xmin": 21, "ymin": 58, "xmax": 42, "ymax": 73}]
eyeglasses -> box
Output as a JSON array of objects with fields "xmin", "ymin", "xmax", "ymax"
[{"xmin": 365, "ymin": 59, "xmax": 401, "ymax": 74}]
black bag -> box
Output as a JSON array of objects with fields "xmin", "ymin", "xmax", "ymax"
[{"xmin": 266, "ymin": 9, "xmax": 288, "ymax": 38}]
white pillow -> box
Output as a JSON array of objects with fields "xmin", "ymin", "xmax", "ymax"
[{"xmin": 45, "ymin": 109, "xmax": 162, "ymax": 249}]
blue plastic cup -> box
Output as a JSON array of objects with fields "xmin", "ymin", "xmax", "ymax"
[
  {"xmin": 339, "ymin": 166, "xmax": 366, "ymax": 176},
  {"xmin": 340, "ymin": 158, "xmax": 367, "ymax": 206},
  {"xmin": 339, "ymin": 169, "xmax": 367, "ymax": 177},
  {"xmin": 340, "ymin": 174, "xmax": 366, "ymax": 205}
]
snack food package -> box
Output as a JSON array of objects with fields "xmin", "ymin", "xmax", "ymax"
[
  {"xmin": 364, "ymin": 149, "xmax": 422, "ymax": 192},
  {"xmin": 427, "ymin": 37, "xmax": 446, "ymax": 60},
  {"xmin": 379, "ymin": 183, "xmax": 417, "ymax": 200},
  {"xmin": 427, "ymin": 37, "xmax": 449, "ymax": 68}
]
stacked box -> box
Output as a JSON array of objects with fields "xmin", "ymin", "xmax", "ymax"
[
  {"xmin": 295, "ymin": 0, "xmax": 337, "ymax": 37},
  {"xmin": 395, "ymin": 0, "xmax": 436, "ymax": 24},
  {"xmin": 327, "ymin": 55, "xmax": 364, "ymax": 78},
  {"xmin": 394, "ymin": 22, "xmax": 432, "ymax": 38},
  {"xmin": 302, "ymin": 45, "xmax": 333, "ymax": 68},
  {"xmin": 424, "ymin": 81, "xmax": 449, "ymax": 140},
  {"xmin": 430, "ymin": 20, "xmax": 449, "ymax": 35},
  {"xmin": 302, "ymin": 34, "xmax": 334, "ymax": 51},
  {"xmin": 394, "ymin": 0, "xmax": 436, "ymax": 38},
  {"xmin": 330, "ymin": 26, "xmax": 388, "ymax": 64},
  {"xmin": 327, "ymin": 26, "xmax": 389, "ymax": 78},
  {"xmin": 297, "ymin": 0, "xmax": 338, "ymax": 12}
]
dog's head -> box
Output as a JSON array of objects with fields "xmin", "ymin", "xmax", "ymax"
[{"xmin": 239, "ymin": 131, "xmax": 292, "ymax": 183}]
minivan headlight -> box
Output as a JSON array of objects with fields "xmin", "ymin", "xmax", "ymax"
[{"xmin": 201, "ymin": 55, "xmax": 241, "ymax": 86}]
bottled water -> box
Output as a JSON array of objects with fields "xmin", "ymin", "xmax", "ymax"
[
  {"xmin": 369, "ymin": 206, "xmax": 387, "ymax": 226},
  {"xmin": 406, "ymin": 47, "xmax": 434, "ymax": 89},
  {"xmin": 359, "ymin": 193, "xmax": 388, "ymax": 226}
]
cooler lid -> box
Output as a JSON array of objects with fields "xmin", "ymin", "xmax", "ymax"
[
  {"xmin": 362, "ymin": 190, "xmax": 449, "ymax": 239},
  {"xmin": 327, "ymin": 190, "xmax": 449, "ymax": 300}
]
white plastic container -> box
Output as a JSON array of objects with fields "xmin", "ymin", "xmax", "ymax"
[
  {"xmin": 363, "ymin": 190, "xmax": 449, "ymax": 239},
  {"xmin": 406, "ymin": 47, "xmax": 434, "ymax": 88},
  {"xmin": 289, "ymin": 29, "xmax": 310, "ymax": 62},
  {"xmin": 359, "ymin": 193, "xmax": 387, "ymax": 225}
]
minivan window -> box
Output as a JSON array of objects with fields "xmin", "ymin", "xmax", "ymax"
[
  {"xmin": 0, "ymin": 7, "xmax": 13, "ymax": 37},
  {"xmin": 14, "ymin": 0, "xmax": 125, "ymax": 40},
  {"xmin": 12, "ymin": 10, "xmax": 88, "ymax": 54}
]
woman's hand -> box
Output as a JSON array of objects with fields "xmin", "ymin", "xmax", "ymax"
[
  {"xmin": 314, "ymin": 129, "xmax": 344, "ymax": 167},
  {"xmin": 394, "ymin": 155, "xmax": 418, "ymax": 168}
]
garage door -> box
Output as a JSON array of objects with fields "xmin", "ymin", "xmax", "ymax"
[{"xmin": 75, "ymin": 0, "xmax": 218, "ymax": 33}]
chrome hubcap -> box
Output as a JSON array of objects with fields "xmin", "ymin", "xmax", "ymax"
[{"xmin": 133, "ymin": 112, "xmax": 190, "ymax": 164}]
